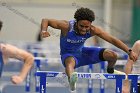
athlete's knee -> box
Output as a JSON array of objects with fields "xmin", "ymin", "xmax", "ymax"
[
  {"xmin": 25, "ymin": 53, "xmax": 34, "ymax": 66},
  {"xmin": 65, "ymin": 56, "xmax": 76, "ymax": 68},
  {"xmin": 104, "ymin": 50, "xmax": 117, "ymax": 62},
  {"xmin": 111, "ymin": 51, "xmax": 117, "ymax": 61}
]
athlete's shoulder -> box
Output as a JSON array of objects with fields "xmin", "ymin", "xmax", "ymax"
[
  {"xmin": 57, "ymin": 20, "xmax": 69, "ymax": 30},
  {"xmin": 90, "ymin": 25, "xmax": 103, "ymax": 35}
]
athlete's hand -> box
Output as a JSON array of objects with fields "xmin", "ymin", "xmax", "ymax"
[
  {"xmin": 41, "ymin": 31, "xmax": 50, "ymax": 38},
  {"xmin": 129, "ymin": 51, "xmax": 138, "ymax": 62}
]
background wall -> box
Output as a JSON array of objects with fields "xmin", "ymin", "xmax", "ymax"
[{"xmin": 0, "ymin": 0, "xmax": 132, "ymax": 44}]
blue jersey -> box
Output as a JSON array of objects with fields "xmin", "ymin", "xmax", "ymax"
[{"xmin": 60, "ymin": 20, "xmax": 92, "ymax": 55}]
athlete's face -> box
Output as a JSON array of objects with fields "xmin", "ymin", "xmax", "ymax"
[{"xmin": 76, "ymin": 20, "xmax": 91, "ymax": 35}]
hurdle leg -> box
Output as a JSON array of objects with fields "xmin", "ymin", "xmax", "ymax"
[
  {"xmin": 40, "ymin": 75, "xmax": 46, "ymax": 93},
  {"xmin": 35, "ymin": 59, "xmax": 41, "ymax": 92},
  {"xmin": 115, "ymin": 75, "xmax": 125, "ymax": 93},
  {"xmin": 36, "ymin": 72, "xmax": 47, "ymax": 93},
  {"xmin": 128, "ymin": 75, "xmax": 138, "ymax": 93},
  {"xmin": 25, "ymin": 71, "xmax": 31, "ymax": 92},
  {"xmin": 100, "ymin": 62, "xmax": 105, "ymax": 93},
  {"xmin": 88, "ymin": 64, "xmax": 93, "ymax": 93}
]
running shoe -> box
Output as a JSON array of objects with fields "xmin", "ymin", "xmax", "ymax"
[{"xmin": 69, "ymin": 72, "xmax": 78, "ymax": 91}]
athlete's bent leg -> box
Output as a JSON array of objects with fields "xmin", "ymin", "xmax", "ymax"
[
  {"xmin": 103, "ymin": 49, "xmax": 117, "ymax": 73},
  {"xmin": 65, "ymin": 56, "xmax": 76, "ymax": 78},
  {"xmin": 64, "ymin": 56, "xmax": 78, "ymax": 91}
]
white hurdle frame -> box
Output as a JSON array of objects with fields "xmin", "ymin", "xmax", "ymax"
[{"xmin": 35, "ymin": 71, "xmax": 125, "ymax": 93}]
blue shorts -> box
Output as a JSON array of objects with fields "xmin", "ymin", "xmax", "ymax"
[
  {"xmin": 61, "ymin": 47, "xmax": 106, "ymax": 68},
  {"xmin": 0, "ymin": 51, "xmax": 3, "ymax": 77}
]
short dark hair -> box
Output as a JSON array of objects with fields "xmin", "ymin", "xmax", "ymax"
[
  {"xmin": 0, "ymin": 20, "xmax": 2, "ymax": 31},
  {"xmin": 74, "ymin": 7, "xmax": 95, "ymax": 22}
]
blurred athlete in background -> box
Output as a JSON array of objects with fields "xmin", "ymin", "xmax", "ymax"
[{"xmin": 0, "ymin": 20, "xmax": 34, "ymax": 84}]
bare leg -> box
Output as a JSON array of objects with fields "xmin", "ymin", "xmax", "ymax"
[
  {"xmin": 64, "ymin": 56, "xmax": 78, "ymax": 91},
  {"xmin": 122, "ymin": 40, "xmax": 140, "ymax": 93},
  {"xmin": 65, "ymin": 56, "xmax": 76, "ymax": 78},
  {"xmin": 103, "ymin": 49, "xmax": 117, "ymax": 73}
]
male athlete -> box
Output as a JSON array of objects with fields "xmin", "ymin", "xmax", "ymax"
[
  {"xmin": 41, "ymin": 7, "xmax": 137, "ymax": 91},
  {"xmin": 0, "ymin": 20, "xmax": 34, "ymax": 84}
]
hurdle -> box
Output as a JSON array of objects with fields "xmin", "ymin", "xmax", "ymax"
[
  {"xmin": 25, "ymin": 57, "xmax": 128, "ymax": 93},
  {"xmin": 24, "ymin": 58, "xmax": 140, "ymax": 93},
  {"xmin": 33, "ymin": 56, "xmax": 106, "ymax": 93},
  {"xmin": 35, "ymin": 71, "xmax": 125, "ymax": 93},
  {"xmin": 25, "ymin": 57, "xmax": 106, "ymax": 93},
  {"xmin": 24, "ymin": 49, "xmax": 136, "ymax": 93}
]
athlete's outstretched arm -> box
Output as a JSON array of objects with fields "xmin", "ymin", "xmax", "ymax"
[
  {"xmin": 1, "ymin": 44, "xmax": 34, "ymax": 84},
  {"xmin": 91, "ymin": 26, "xmax": 137, "ymax": 62},
  {"xmin": 41, "ymin": 19, "xmax": 69, "ymax": 38}
]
